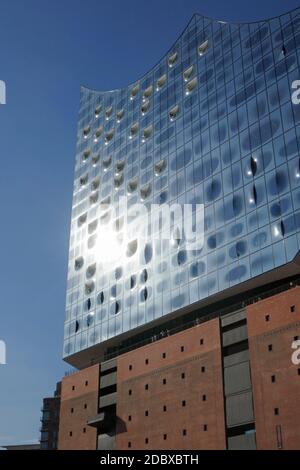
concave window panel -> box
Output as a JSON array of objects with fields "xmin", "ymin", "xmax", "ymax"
[
  {"xmin": 185, "ymin": 77, "xmax": 197, "ymax": 95},
  {"xmin": 89, "ymin": 192, "xmax": 99, "ymax": 205},
  {"xmin": 97, "ymin": 291, "xmax": 104, "ymax": 305},
  {"xmin": 183, "ymin": 65, "xmax": 194, "ymax": 81},
  {"xmin": 114, "ymin": 173, "xmax": 124, "ymax": 189},
  {"xmin": 88, "ymin": 219, "xmax": 98, "ymax": 234},
  {"xmin": 85, "ymin": 280, "xmax": 95, "ymax": 295},
  {"xmin": 83, "ymin": 126, "xmax": 90, "ymax": 139},
  {"xmin": 142, "ymin": 125, "xmax": 152, "ymax": 142},
  {"xmin": 80, "ymin": 175, "xmax": 88, "ymax": 187},
  {"xmin": 156, "ymin": 74, "xmax": 167, "ymax": 90},
  {"xmin": 105, "ymin": 106, "xmax": 113, "ymax": 119},
  {"xmin": 92, "ymin": 153, "xmax": 100, "ymax": 166},
  {"xmin": 116, "ymin": 109, "xmax": 124, "ymax": 122},
  {"xmin": 78, "ymin": 213, "xmax": 87, "ymax": 227},
  {"xmin": 115, "ymin": 159, "xmax": 125, "ymax": 174},
  {"xmin": 141, "ymin": 100, "xmax": 150, "ymax": 115},
  {"xmin": 102, "ymin": 155, "xmax": 112, "ymax": 170},
  {"xmin": 130, "ymin": 83, "xmax": 140, "ymax": 99},
  {"xmin": 94, "ymin": 127, "xmax": 103, "ymax": 142},
  {"xmin": 140, "ymin": 268, "xmax": 148, "ymax": 283},
  {"xmin": 168, "ymin": 51, "xmax": 178, "ymax": 67},
  {"xmin": 140, "ymin": 183, "xmax": 151, "ymax": 200},
  {"xmin": 82, "ymin": 149, "xmax": 91, "ymax": 162},
  {"xmin": 154, "ymin": 159, "xmax": 166, "ymax": 175},
  {"xmin": 95, "ymin": 105, "xmax": 102, "ymax": 118},
  {"xmin": 143, "ymin": 85, "xmax": 153, "ymax": 99},
  {"xmin": 105, "ymin": 129, "xmax": 114, "ymax": 145},
  {"xmin": 140, "ymin": 287, "xmax": 148, "ymax": 302},
  {"xmin": 126, "ymin": 239, "xmax": 138, "ymax": 257},
  {"xmin": 75, "ymin": 256, "xmax": 84, "ymax": 271},
  {"xmin": 127, "ymin": 178, "xmax": 138, "ymax": 194},
  {"xmin": 91, "ymin": 178, "xmax": 100, "ymax": 191},
  {"xmin": 169, "ymin": 104, "xmax": 180, "ymax": 121},
  {"xmin": 198, "ymin": 39, "xmax": 209, "ymax": 56},
  {"xmin": 86, "ymin": 263, "xmax": 96, "ymax": 279},
  {"xmin": 130, "ymin": 122, "xmax": 139, "ymax": 139},
  {"xmin": 130, "ymin": 274, "xmax": 137, "ymax": 289}
]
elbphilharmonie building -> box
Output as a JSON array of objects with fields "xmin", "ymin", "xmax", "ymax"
[{"xmin": 58, "ymin": 8, "xmax": 300, "ymax": 450}]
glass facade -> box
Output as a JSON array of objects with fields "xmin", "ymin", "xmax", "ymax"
[{"xmin": 63, "ymin": 8, "xmax": 300, "ymax": 359}]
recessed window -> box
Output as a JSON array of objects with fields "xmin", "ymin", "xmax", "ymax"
[
  {"xmin": 79, "ymin": 175, "xmax": 88, "ymax": 187},
  {"xmin": 271, "ymin": 375, "xmax": 276, "ymax": 383},
  {"xmin": 111, "ymin": 301, "xmax": 121, "ymax": 315},
  {"xmin": 182, "ymin": 400, "xmax": 186, "ymax": 407},
  {"xmin": 169, "ymin": 104, "xmax": 180, "ymax": 121},
  {"xmin": 145, "ymin": 438, "xmax": 149, "ymax": 444},
  {"xmin": 83, "ymin": 126, "xmax": 90, "ymax": 139},
  {"xmin": 201, "ymin": 366, "xmax": 206, "ymax": 373},
  {"xmin": 154, "ymin": 158, "xmax": 166, "ymax": 175},
  {"xmin": 83, "ymin": 427, "xmax": 86, "ymax": 433},
  {"xmin": 145, "ymin": 384, "xmax": 149, "ymax": 390},
  {"xmin": 75, "ymin": 257, "xmax": 84, "ymax": 271},
  {"xmin": 129, "ymin": 389, "xmax": 132, "ymax": 396},
  {"xmin": 163, "ymin": 405, "xmax": 167, "ymax": 412},
  {"xmin": 130, "ymin": 83, "xmax": 139, "ymax": 100},
  {"xmin": 156, "ymin": 74, "xmax": 167, "ymax": 90},
  {"xmin": 105, "ymin": 129, "xmax": 114, "ymax": 145},
  {"xmin": 71, "ymin": 407, "xmax": 74, "ymax": 413},
  {"xmin": 82, "ymin": 149, "xmax": 90, "ymax": 162},
  {"xmin": 142, "ymin": 125, "xmax": 152, "ymax": 142},
  {"xmin": 294, "ymin": 336, "xmax": 299, "ymax": 341},
  {"xmin": 291, "ymin": 305, "xmax": 296, "ymax": 313},
  {"xmin": 72, "ymin": 385, "xmax": 75, "ymax": 390},
  {"xmin": 163, "ymin": 378, "xmax": 166, "ymax": 385},
  {"xmin": 168, "ymin": 51, "xmax": 178, "ymax": 67},
  {"xmin": 181, "ymin": 372, "xmax": 185, "ymax": 379},
  {"xmin": 116, "ymin": 109, "xmax": 124, "ymax": 122},
  {"xmin": 94, "ymin": 127, "xmax": 103, "ymax": 142},
  {"xmin": 105, "ymin": 106, "xmax": 113, "ymax": 120},
  {"xmin": 145, "ymin": 410, "xmax": 149, "ymax": 417},
  {"xmin": 185, "ymin": 77, "xmax": 197, "ymax": 95},
  {"xmin": 265, "ymin": 315, "xmax": 270, "ymax": 322},
  {"xmin": 200, "ymin": 338, "xmax": 204, "ymax": 345},
  {"xmin": 128, "ymin": 415, "xmax": 132, "ymax": 421},
  {"xmin": 95, "ymin": 105, "xmax": 102, "ymax": 118},
  {"xmin": 69, "ymin": 431, "xmax": 73, "ymax": 437},
  {"xmin": 102, "ymin": 155, "xmax": 112, "ymax": 170},
  {"xmin": 181, "ymin": 346, "xmax": 184, "ymax": 352},
  {"xmin": 268, "ymin": 344, "xmax": 273, "ymax": 351},
  {"xmin": 84, "ymin": 403, "xmax": 87, "ymax": 409},
  {"xmin": 140, "ymin": 183, "xmax": 151, "ymax": 200},
  {"xmin": 163, "ymin": 434, "xmax": 167, "ymax": 440},
  {"xmin": 129, "ymin": 364, "xmax": 132, "ymax": 371},
  {"xmin": 127, "ymin": 178, "xmax": 138, "ymax": 194},
  {"xmin": 298, "ymin": 368, "xmax": 300, "ymax": 376},
  {"xmin": 126, "ymin": 239, "xmax": 138, "ymax": 257},
  {"xmin": 128, "ymin": 442, "xmax": 131, "ymax": 448},
  {"xmin": 145, "ymin": 358, "xmax": 149, "ymax": 365},
  {"xmin": 92, "ymin": 153, "xmax": 100, "ymax": 166},
  {"xmin": 129, "ymin": 122, "xmax": 139, "ymax": 139},
  {"xmin": 162, "ymin": 352, "xmax": 166, "ymax": 359},
  {"xmin": 198, "ymin": 39, "xmax": 209, "ymax": 56},
  {"xmin": 274, "ymin": 408, "xmax": 279, "ymax": 416},
  {"xmin": 115, "ymin": 159, "xmax": 125, "ymax": 175},
  {"xmin": 202, "ymin": 394, "xmax": 206, "ymax": 401},
  {"xmin": 140, "ymin": 287, "xmax": 148, "ymax": 302},
  {"xmin": 203, "ymin": 424, "xmax": 208, "ymax": 431},
  {"xmin": 183, "ymin": 65, "xmax": 194, "ymax": 81},
  {"xmin": 85, "ymin": 281, "xmax": 95, "ymax": 295},
  {"xmin": 182, "ymin": 429, "xmax": 187, "ymax": 436},
  {"xmin": 141, "ymin": 99, "xmax": 150, "ymax": 115},
  {"xmin": 78, "ymin": 213, "xmax": 87, "ymax": 227},
  {"xmin": 114, "ymin": 173, "xmax": 124, "ymax": 190},
  {"xmin": 143, "ymin": 85, "xmax": 153, "ymax": 99}
]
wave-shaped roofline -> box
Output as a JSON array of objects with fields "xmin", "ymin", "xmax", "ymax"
[{"xmin": 80, "ymin": 6, "xmax": 300, "ymax": 95}]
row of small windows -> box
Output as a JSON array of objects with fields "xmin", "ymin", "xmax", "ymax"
[{"xmin": 127, "ymin": 424, "xmax": 208, "ymax": 446}]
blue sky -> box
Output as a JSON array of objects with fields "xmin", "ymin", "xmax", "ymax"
[{"xmin": 0, "ymin": 0, "xmax": 299, "ymax": 447}]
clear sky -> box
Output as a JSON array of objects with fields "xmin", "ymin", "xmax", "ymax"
[{"xmin": 0, "ymin": 0, "xmax": 299, "ymax": 447}]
